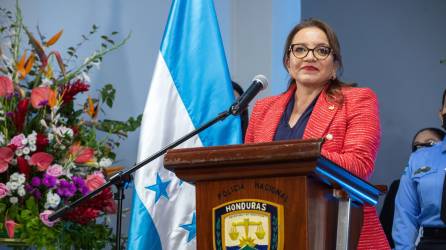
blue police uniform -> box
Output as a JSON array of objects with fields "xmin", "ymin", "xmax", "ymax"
[{"xmin": 393, "ymin": 138, "xmax": 446, "ymax": 249}]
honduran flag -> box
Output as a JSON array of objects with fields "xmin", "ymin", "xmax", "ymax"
[{"xmin": 128, "ymin": 0, "xmax": 242, "ymax": 249}]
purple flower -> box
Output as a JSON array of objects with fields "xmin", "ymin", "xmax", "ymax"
[
  {"xmin": 72, "ymin": 176, "xmax": 89, "ymax": 195},
  {"xmin": 38, "ymin": 100, "xmax": 48, "ymax": 106},
  {"xmin": 32, "ymin": 189, "xmax": 42, "ymax": 200},
  {"xmin": 56, "ymin": 179, "xmax": 76, "ymax": 198},
  {"xmin": 31, "ymin": 177, "xmax": 41, "ymax": 187},
  {"xmin": 5, "ymin": 91, "xmax": 19, "ymax": 100},
  {"xmin": 72, "ymin": 176, "xmax": 86, "ymax": 187},
  {"xmin": 42, "ymin": 174, "xmax": 57, "ymax": 188},
  {"xmin": 25, "ymin": 183, "xmax": 33, "ymax": 192},
  {"xmin": 80, "ymin": 186, "xmax": 90, "ymax": 195}
]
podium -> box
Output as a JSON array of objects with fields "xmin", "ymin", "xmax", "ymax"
[{"xmin": 164, "ymin": 139, "xmax": 383, "ymax": 250}]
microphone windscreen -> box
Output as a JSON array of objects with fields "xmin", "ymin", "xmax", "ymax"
[{"xmin": 252, "ymin": 74, "xmax": 269, "ymax": 90}]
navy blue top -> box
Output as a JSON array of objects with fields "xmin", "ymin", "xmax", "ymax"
[{"xmin": 274, "ymin": 93, "xmax": 319, "ymax": 141}]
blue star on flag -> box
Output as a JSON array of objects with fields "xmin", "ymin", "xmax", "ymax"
[
  {"xmin": 180, "ymin": 212, "xmax": 196, "ymax": 243},
  {"xmin": 145, "ymin": 173, "xmax": 171, "ymax": 203}
]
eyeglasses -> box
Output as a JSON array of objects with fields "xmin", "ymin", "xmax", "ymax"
[
  {"xmin": 289, "ymin": 44, "xmax": 332, "ymax": 60},
  {"xmin": 412, "ymin": 140, "xmax": 438, "ymax": 152}
]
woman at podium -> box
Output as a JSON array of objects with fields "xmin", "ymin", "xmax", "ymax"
[{"xmin": 245, "ymin": 18, "xmax": 390, "ymax": 249}]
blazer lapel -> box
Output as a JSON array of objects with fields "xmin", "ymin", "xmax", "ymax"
[
  {"xmin": 262, "ymin": 86, "xmax": 295, "ymax": 141},
  {"xmin": 303, "ymin": 89, "xmax": 339, "ymax": 139}
]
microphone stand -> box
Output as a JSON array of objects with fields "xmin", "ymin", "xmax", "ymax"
[{"xmin": 49, "ymin": 108, "xmax": 235, "ymax": 250}]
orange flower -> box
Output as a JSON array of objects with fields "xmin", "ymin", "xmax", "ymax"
[
  {"xmin": 16, "ymin": 52, "xmax": 27, "ymax": 78},
  {"xmin": 85, "ymin": 96, "xmax": 99, "ymax": 119},
  {"xmin": 30, "ymin": 86, "xmax": 57, "ymax": 109},
  {"xmin": 69, "ymin": 144, "xmax": 95, "ymax": 164},
  {"xmin": 29, "ymin": 152, "xmax": 54, "ymax": 171},
  {"xmin": 0, "ymin": 76, "xmax": 14, "ymax": 97},
  {"xmin": 45, "ymin": 30, "xmax": 63, "ymax": 47}
]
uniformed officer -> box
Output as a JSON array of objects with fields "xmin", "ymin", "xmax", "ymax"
[{"xmin": 393, "ymin": 89, "xmax": 446, "ymax": 250}]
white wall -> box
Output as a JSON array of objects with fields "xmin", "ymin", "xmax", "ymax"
[{"xmin": 229, "ymin": 0, "xmax": 301, "ymax": 96}]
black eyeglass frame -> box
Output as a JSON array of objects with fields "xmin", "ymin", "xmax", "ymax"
[{"xmin": 288, "ymin": 44, "xmax": 333, "ymax": 60}]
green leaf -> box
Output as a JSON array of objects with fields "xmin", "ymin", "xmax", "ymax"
[
  {"xmin": 0, "ymin": 202, "xmax": 7, "ymax": 214},
  {"xmin": 96, "ymin": 114, "xmax": 142, "ymax": 136},
  {"xmin": 20, "ymin": 209, "xmax": 32, "ymax": 220},
  {"xmin": 126, "ymin": 114, "xmax": 143, "ymax": 131},
  {"xmin": 100, "ymin": 84, "xmax": 116, "ymax": 108},
  {"xmin": 25, "ymin": 197, "xmax": 38, "ymax": 215},
  {"xmin": 8, "ymin": 204, "xmax": 19, "ymax": 220}
]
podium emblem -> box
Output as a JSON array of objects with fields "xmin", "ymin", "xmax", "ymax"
[{"xmin": 213, "ymin": 199, "xmax": 284, "ymax": 250}]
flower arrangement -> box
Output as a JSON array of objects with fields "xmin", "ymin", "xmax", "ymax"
[{"xmin": 0, "ymin": 3, "xmax": 140, "ymax": 249}]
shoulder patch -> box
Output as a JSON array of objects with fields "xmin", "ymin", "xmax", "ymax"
[{"xmin": 413, "ymin": 166, "xmax": 431, "ymax": 175}]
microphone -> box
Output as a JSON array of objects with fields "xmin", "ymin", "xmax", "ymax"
[{"xmin": 230, "ymin": 75, "xmax": 268, "ymax": 115}]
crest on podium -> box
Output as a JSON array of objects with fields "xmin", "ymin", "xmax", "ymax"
[{"xmin": 213, "ymin": 199, "xmax": 284, "ymax": 250}]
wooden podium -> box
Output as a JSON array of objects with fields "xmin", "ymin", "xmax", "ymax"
[{"xmin": 164, "ymin": 139, "xmax": 382, "ymax": 250}]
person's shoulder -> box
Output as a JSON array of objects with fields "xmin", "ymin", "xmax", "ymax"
[
  {"xmin": 341, "ymin": 85, "xmax": 377, "ymax": 98},
  {"xmin": 407, "ymin": 141, "xmax": 443, "ymax": 170},
  {"xmin": 339, "ymin": 85, "xmax": 378, "ymax": 106},
  {"xmin": 412, "ymin": 140, "xmax": 443, "ymax": 158},
  {"xmin": 253, "ymin": 92, "xmax": 287, "ymax": 110}
]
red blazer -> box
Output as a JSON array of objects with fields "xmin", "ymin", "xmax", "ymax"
[{"xmin": 245, "ymin": 84, "xmax": 390, "ymax": 250}]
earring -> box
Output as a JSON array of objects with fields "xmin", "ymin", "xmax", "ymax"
[{"xmin": 331, "ymin": 74, "xmax": 336, "ymax": 80}]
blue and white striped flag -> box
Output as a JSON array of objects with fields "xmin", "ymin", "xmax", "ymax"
[{"xmin": 128, "ymin": 0, "xmax": 242, "ymax": 249}]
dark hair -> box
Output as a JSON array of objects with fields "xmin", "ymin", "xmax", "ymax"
[
  {"xmin": 231, "ymin": 81, "xmax": 249, "ymax": 139},
  {"xmin": 411, "ymin": 127, "xmax": 445, "ymax": 152},
  {"xmin": 232, "ymin": 81, "xmax": 244, "ymax": 98},
  {"xmin": 282, "ymin": 18, "xmax": 351, "ymax": 103}
]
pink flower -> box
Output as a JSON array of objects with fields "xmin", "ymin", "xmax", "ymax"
[
  {"xmin": 0, "ymin": 147, "xmax": 14, "ymax": 173},
  {"xmin": 10, "ymin": 134, "xmax": 26, "ymax": 149},
  {"xmin": 46, "ymin": 164, "xmax": 63, "ymax": 177},
  {"xmin": 0, "ymin": 183, "xmax": 10, "ymax": 198},
  {"xmin": 5, "ymin": 219, "xmax": 17, "ymax": 238},
  {"xmin": 69, "ymin": 144, "xmax": 95, "ymax": 164},
  {"xmin": 29, "ymin": 152, "xmax": 54, "ymax": 171},
  {"xmin": 85, "ymin": 172, "xmax": 105, "ymax": 191},
  {"xmin": 39, "ymin": 210, "xmax": 58, "ymax": 227},
  {"xmin": 0, "ymin": 76, "xmax": 14, "ymax": 97},
  {"xmin": 30, "ymin": 86, "xmax": 56, "ymax": 109}
]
